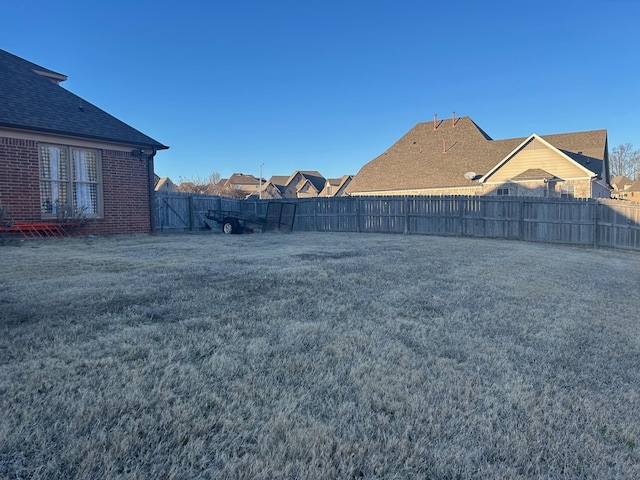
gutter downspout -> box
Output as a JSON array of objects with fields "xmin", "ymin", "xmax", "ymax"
[{"xmin": 147, "ymin": 149, "xmax": 157, "ymax": 234}]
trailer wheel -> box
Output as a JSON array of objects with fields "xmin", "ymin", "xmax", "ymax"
[{"xmin": 222, "ymin": 220, "xmax": 237, "ymax": 234}]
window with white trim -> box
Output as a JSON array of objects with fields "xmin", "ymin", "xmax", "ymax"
[
  {"xmin": 39, "ymin": 144, "xmax": 102, "ymax": 217},
  {"xmin": 560, "ymin": 184, "xmax": 575, "ymax": 199}
]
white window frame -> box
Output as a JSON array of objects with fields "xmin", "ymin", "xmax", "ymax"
[
  {"xmin": 39, "ymin": 144, "xmax": 103, "ymax": 219},
  {"xmin": 560, "ymin": 184, "xmax": 575, "ymax": 199}
]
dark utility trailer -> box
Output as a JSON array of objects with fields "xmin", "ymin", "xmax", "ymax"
[{"xmin": 205, "ymin": 202, "xmax": 296, "ymax": 234}]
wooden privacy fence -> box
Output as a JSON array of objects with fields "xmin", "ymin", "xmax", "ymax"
[
  {"xmin": 156, "ymin": 192, "xmax": 263, "ymax": 232},
  {"xmin": 156, "ymin": 192, "xmax": 640, "ymax": 251}
]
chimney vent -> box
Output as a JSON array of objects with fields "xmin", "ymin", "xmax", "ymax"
[
  {"xmin": 452, "ymin": 111, "xmax": 456, "ymax": 127},
  {"xmin": 433, "ymin": 113, "xmax": 437, "ymax": 131}
]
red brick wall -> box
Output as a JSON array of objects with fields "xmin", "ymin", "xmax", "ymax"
[
  {"xmin": 97, "ymin": 149, "xmax": 152, "ymax": 235},
  {"xmin": 0, "ymin": 137, "xmax": 41, "ymax": 221},
  {"xmin": 0, "ymin": 135, "xmax": 152, "ymax": 235}
]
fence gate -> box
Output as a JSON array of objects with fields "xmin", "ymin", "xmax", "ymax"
[{"xmin": 265, "ymin": 202, "xmax": 297, "ymax": 232}]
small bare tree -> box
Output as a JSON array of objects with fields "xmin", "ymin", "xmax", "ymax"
[
  {"xmin": 176, "ymin": 172, "xmax": 250, "ymax": 198},
  {"xmin": 177, "ymin": 172, "xmax": 221, "ymax": 195},
  {"xmin": 609, "ymin": 143, "xmax": 640, "ymax": 180}
]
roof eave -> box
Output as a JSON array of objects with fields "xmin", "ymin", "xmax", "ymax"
[{"xmin": 0, "ymin": 122, "xmax": 169, "ymax": 150}]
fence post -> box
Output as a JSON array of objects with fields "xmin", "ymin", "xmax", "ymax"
[
  {"xmin": 404, "ymin": 196, "xmax": 409, "ymax": 234},
  {"xmin": 593, "ymin": 200, "xmax": 599, "ymax": 248},
  {"xmin": 356, "ymin": 197, "xmax": 361, "ymax": 233},
  {"xmin": 458, "ymin": 197, "xmax": 464, "ymax": 236},
  {"xmin": 314, "ymin": 199, "xmax": 318, "ymax": 232},
  {"xmin": 188, "ymin": 195, "xmax": 194, "ymax": 231},
  {"xmin": 519, "ymin": 198, "xmax": 525, "ymax": 241}
]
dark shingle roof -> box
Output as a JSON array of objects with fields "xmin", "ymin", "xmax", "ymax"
[
  {"xmin": 226, "ymin": 173, "xmax": 262, "ymax": 185},
  {"xmin": 0, "ymin": 49, "xmax": 167, "ymax": 149},
  {"xmin": 611, "ymin": 175, "xmax": 633, "ymax": 190},
  {"xmin": 268, "ymin": 176, "xmax": 290, "ymax": 189},
  {"xmin": 626, "ymin": 181, "xmax": 640, "ymax": 193},
  {"xmin": 346, "ymin": 116, "xmax": 607, "ymax": 194},
  {"xmin": 287, "ymin": 171, "xmax": 326, "ymax": 192}
]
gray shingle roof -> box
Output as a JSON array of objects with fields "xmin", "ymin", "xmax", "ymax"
[
  {"xmin": 626, "ymin": 181, "xmax": 640, "ymax": 193},
  {"xmin": 287, "ymin": 171, "xmax": 326, "ymax": 192},
  {"xmin": 611, "ymin": 175, "xmax": 633, "ymax": 190},
  {"xmin": 265, "ymin": 176, "xmax": 289, "ymax": 190},
  {"xmin": 0, "ymin": 49, "xmax": 167, "ymax": 149},
  {"xmin": 346, "ymin": 116, "xmax": 607, "ymax": 194},
  {"xmin": 226, "ymin": 173, "xmax": 262, "ymax": 186}
]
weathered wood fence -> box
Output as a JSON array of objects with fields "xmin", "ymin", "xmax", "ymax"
[{"xmin": 156, "ymin": 192, "xmax": 640, "ymax": 251}]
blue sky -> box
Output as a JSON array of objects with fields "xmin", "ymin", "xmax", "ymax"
[{"xmin": 3, "ymin": 0, "xmax": 639, "ymax": 182}]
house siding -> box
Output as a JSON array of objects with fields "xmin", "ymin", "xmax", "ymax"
[
  {"xmin": 626, "ymin": 191, "xmax": 640, "ymax": 202},
  {"xmin": 0, "ymin": 135, "xmax": 151, "ymax": 235},
  {"xmin": 485, "ymin": 144, "xmax": 587, "ymax": 182},
  {"xmin": 591, "ymin": 181, "xmax": 611, "ymax": 199}
]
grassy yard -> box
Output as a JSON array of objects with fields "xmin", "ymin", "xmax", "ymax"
[{"xmin": 1, "ymin": 232, "xmax": 639, "ymax": 479}]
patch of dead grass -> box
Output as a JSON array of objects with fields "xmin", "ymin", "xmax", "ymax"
[{"xmin": 1, "ymin": 233, "xmax": 639, "ymax": 479}]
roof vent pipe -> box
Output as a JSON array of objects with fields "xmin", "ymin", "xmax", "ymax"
[
  {"xmin": 433, "ymin": 113, "xmax": 437, "ymax": 131},
  {"xmin": 452, "ymin": 111, "xmax": 456, "ymax": 127},
  {"xmin": 442, "ymin": 138, "xmax": 446, "ymax": 154}
]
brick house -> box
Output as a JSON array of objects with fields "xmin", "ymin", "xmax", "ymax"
[
  {"xmin": 0, "ymin": 49, "xmax": 168, "ymax": 235},
  {"xmin": 218, "ymin": 173, "xmax": 265, "ymax": 196},
  {"xmin": 610, "ymin": 175, "xmax": 634, "ymax": 199},
  {"xmin": 622, "ymin": 181, "xmax": 640, "ymax": 202},
  {"xmin": 260, "ymin": 171, "xmax": 346, "ymax": 199},
  {"xmin": 346, "ymin": 114, "xmax": 610, "ymax": 199}
]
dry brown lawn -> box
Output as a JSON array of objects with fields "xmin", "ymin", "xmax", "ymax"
[{"xmin": 1, "ymin": 232, "xmax": 639, "ymax": 479}]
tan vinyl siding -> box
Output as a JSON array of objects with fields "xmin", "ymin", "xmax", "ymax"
[{"xmin": 485, "ymin": 141, "xmax": 589, "ymax": 183}]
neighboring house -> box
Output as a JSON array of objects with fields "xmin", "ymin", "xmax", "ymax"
[
  {"xmin": 0, "ymin": 49, "xmax": 168, "ymax": 234},
  {"xmin": 319, "ymin": 175, "xmax": 353, "ymax": 197},
  {"xmin": 346, "ymin": 115, "xmax": 610, "ymax": 199},
  {"xmin": 219, "ymin": 173, "xmax": 265, "ymax": 196},
  {"xmin": 624, "ymin": 181, "xmax": 640, "ymax": 202},
  {"xmin": 154, "ymin": 175, "xmax": 178, "ymax": 192},
  {"xmin": 610, "ymin": 175, "xmax": 634, "ymax": 199},
  {"xmin": 259, "ymin": 175, "xmax": 289, "ymax": 200},
  {"xmin": 258, "ymin": 171, "xmax": 352, "ymax": 199},
  {"xmin": 281, "ymin": 171, "xmax": 326, "ymax": 198},
  {"xmin": 258, "ymin": 171, "xmax": 327, "ymax": 199}
]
